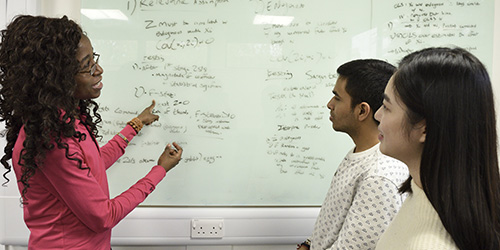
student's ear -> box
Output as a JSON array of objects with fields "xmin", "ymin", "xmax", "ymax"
[
  {"xmin": 356, "ymin": 102, "xmax": 371, "ymax": 122},
  {"xmin": 416, "ymin": 120, "xmax": 426, "ymax": 143}
]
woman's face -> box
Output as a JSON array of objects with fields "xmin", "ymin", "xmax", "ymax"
[
  {"xmin": 374, "ymin": 76, "xmax": 425, "ymax": 165},
  {"xmin": 74, "ymin": 35, "xmax": 103, "ymax": 100}
]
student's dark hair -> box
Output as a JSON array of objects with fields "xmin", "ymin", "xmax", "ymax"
[
  {"xmin": 0, "ymin": 15, "xmax": 102, "ymax": 201},
  {"xmin": 337, "ymin": 59, "xmax": 396, "ymax": 123},
  {"xmin": 393, "ymin": 47, "xmax": 500, "ymax": 250}
]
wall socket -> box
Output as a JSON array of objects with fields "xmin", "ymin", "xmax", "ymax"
[{"xmin": 190, "ymin": 219, "xmax": 224, "ymax": 239}]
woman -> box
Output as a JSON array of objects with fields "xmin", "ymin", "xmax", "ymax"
[
  {"xmin": 374, "ymin": 47, "xmax": 500, "ymax": 249},
  {"xmin": 0, "ymin": 15, "xmax": 183, "ymax": 249}
]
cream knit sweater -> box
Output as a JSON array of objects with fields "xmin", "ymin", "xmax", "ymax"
[{"xmin": 375, "ymin": 180, "xmax": 458, "ymax": 250}]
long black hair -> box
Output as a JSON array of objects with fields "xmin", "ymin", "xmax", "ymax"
[
  {"xmin": 393, "ymin": 47, "xmax": 500, "ymax": 250},
  {"xmin": 0, "ymin": 15, "xmax": 102, "ymax": 201}
]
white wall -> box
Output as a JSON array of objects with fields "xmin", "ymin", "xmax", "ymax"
[{"xmin": 39, "ymin": 0, "xmax": 80, "ymax": 22}]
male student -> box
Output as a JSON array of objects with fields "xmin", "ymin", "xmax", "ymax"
[{"xmin": 297, "ymin": 59, "xmax": 409, "ymax": 250}]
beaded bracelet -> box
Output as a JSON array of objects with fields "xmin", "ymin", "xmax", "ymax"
[
  {"xmin": 296, "ymin": 239, "xmax": 311, "ymax": 249},
  {"xmin": 127, "ymin": 117, "xmax": 144, "ymax": 133}
]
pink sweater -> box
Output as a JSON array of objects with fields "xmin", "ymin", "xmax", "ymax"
[{"xmin": 13, "ymin": 121, "xmax": 166, "ymax": 249}]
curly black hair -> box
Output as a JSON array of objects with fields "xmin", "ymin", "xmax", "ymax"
[{"xmin": 0, "ymin": 15, "xmax": 102, "ymax": 201}]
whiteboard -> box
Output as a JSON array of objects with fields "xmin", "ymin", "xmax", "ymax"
[{"xmin": 79, "ymin": 0, "xmax": 495, "ymax": 206}]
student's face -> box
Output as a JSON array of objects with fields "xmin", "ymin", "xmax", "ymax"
[
  {"xmin": 374, "ymin": 76, "xmax": 425, "ymax": 164},
  {"xmin": 327, "ymin": 77, "xmax": 358, "ymax": 134},
  {"xmin": 74, "ymin": 35, "xmax": 103, "ymax": 100}
]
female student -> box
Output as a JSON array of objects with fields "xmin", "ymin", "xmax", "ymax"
[
  {"xmin": 0, "ymin": 15, "xmax": 183, "ymax": 249},
  {"xmin": 374, "ymin": 47, "xmax": 500, "ymax": 249}
]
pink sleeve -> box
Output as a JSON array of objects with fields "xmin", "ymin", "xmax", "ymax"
[
  {"xmin": 41, "ymin": 137, "xmax": 166, "ymax": 233},
  {"xmin": 100, "ymin": 125, "xmax": 136, "ymax": 169}
]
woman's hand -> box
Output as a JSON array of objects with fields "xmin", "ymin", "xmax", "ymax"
[
  {"xmin": 137, "ymin": 100, "xmax": 159, "ymax": 125},
  {"xmin": 157, "ymin": 142, "xmax": 183, "ymax": 173}
]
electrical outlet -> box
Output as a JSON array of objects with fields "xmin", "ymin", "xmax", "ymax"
[{"xmin": 190, "ymin": 219, "xmax": 224, "ymax": 239}]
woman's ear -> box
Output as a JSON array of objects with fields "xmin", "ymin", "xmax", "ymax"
[{"xmin": 417, "ymin": 121, "xmax": 426, "ymax": 143}]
